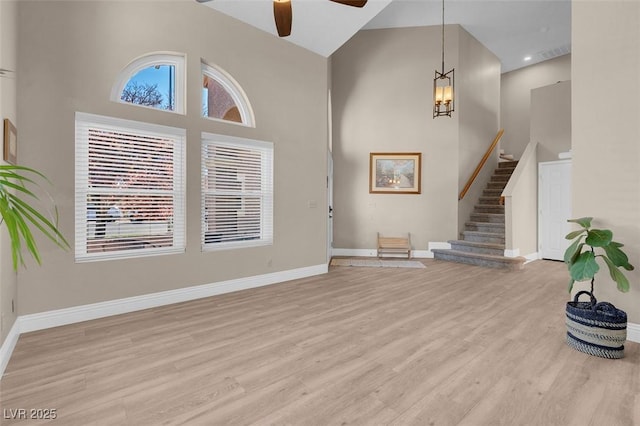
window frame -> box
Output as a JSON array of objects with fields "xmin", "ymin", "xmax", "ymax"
[
  {"xmin": 201, "ymin": 61, "xmax": 255, "ymax": 127},
  {"xmin": 75, "ymin": 112, "xmax": 186, "ymax": 262},
  {"xmin": 201, "ymin": 133, "xmax": 273, "ymax": 252},
  {"xmin": 111, "ymin": 52, "xmax": 186, "ymax": 115}
]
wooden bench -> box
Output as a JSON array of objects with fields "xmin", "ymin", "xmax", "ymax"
[{"xmin": 377, "ymin": 232, "xmax": 411, "ymax": 259}]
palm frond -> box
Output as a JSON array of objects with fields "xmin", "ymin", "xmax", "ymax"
[{"xmin": 0, "ymin": 164, "xmax": 70, "ymax": 270}]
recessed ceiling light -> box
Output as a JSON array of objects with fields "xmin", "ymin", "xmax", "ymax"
[{"xmin": 524, "ymin": 56, "xmax": 532, "ymax": 61}]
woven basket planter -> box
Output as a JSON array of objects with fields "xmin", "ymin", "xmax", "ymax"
[{"xmin": 566, "ymin": 291, "xmax": 627, "ymax": 359}]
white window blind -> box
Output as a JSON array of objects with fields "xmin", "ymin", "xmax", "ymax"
[
  {"xmin": 201, "ymin": 133, "xmax": 273, "ymax": 250},
  {"xmin": 75, "ymin": 112, "xmax": 185, "ymax": 262}
]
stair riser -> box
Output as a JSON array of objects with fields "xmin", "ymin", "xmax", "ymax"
[
  {"xmin": 484, "ymin": 187, "xmax": 503, "ymax": 192},
  {"xmin": 463, "ymin": 233, "xmax": 505, "ymax": 244},
  {"xmin": 449, "ymin": 243, "xmax": 504, "ymax": 256},
  {"xmin": 434, "ymin": 251, "xmax": 523, "ymax": 270},
  {"xmin": 499, "ymin": 161, "xmax": 518, "ymax": 169},
  {"xmin": 479, "ymin": 197, "xmax": 502, "ymax": 205},
  {"xmin": 487, "ymin": 182, "xmax": 507, "ymax": 190},
  {"xmin": 465, "ymin": 223, "xmax": 505, "ymax": 233},
  {"xmin": 491, "ymin": 175, "xmax": 510, "ymax": 183},
  {"xmin": 483, "ymin": 190, "xmax": 503, "ymax": 197},
  {"xmin": 470, "ymin": 213, "xmax": 505, "ymax": 224},
  {"xmin": 494, "ymin": 168, "xmax": 516, "ymax": 175},
  {"xmin": 475, "ymin": 206, "xmax": 505, "ymax": 214}
]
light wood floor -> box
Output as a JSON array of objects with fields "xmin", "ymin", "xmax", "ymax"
[{"xmin": 1, "ymin": 259, "xmax": 639, "ymax": 425}]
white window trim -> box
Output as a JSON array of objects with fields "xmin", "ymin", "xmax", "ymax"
[
  {"xmin": 201, "ymin": 61, "xmax": 255, "ymax": 128},
  {"xmin": 75, "ymin": 112, "xmax": 186, "ymax": 262},
  {"xmin": 201, "ymin": 133, "xmax": 273, "ymax": 252},
  {"xmin": 111, "ymin": 52, "xmax": 186, "ymax": 115}
]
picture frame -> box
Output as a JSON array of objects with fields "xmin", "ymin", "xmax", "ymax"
[
  {"xmin": 3, "ymin": 118, "xmax": 17, "ymax": 165},
  {"xmin": 369, "ymin": 152, "xmax": 421, "ymax": 194}
]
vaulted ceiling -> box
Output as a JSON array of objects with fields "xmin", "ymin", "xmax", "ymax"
[{"xmin": 196, "ymin": 0, "xmax": 571, "ymax": 73}]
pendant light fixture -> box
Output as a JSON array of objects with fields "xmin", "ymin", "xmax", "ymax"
[{"xmin": 433, "ymin": 0, "xmax": 454, "ymax": 118}]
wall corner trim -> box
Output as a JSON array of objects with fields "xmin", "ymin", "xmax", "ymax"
[
  {"xmin": 0, "ymin": 320, "xmax": 21, "ymax": 379},
  {"xmin": 1, "ymin": 263, "xmax": 327, "ymax": 379}
]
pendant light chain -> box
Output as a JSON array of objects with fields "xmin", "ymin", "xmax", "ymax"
[
  {"xmin": 433, "ymin": 0, "xmax": 454, "ymax": 118},
  {"xmin": 441, "ymin": 0, "xmax": 445, "ymax": 75}
]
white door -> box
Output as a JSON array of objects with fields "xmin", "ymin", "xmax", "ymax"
[{"xmin": 539, "ymin": 160, "xmax": 572, "ymax": 260}]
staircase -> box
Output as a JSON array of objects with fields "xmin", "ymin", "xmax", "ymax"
[{"xmin": 432, "ymin": 161, "xmax": 526, "ymax": 270}]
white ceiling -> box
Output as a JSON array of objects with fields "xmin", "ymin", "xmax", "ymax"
[{"xmin": 197, "ymin": 0, "xmax": 571, "ymax": 73}]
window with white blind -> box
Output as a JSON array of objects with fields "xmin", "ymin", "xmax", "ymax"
[
  {"xmin": 75, "ymin": 112, "xmax": 186, "ymax": 262},
  {"xmin": 201, "ymin": 133, "xmax": 273, "ymax": 251}
]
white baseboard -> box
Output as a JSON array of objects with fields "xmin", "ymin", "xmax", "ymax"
[
  {"xmin": 0, "ymin": 320, "xmax": 21, "ymax": 379},
  {"xmin": 331, "ymin": 248, "xmax": 432, "ymax": 259},
  {"xmin": 627, "ymin": 322, "xmax": 640, "ymax": 343},
  {"xmin": 332, "ymin": 248, "xmax": 377, "ymax": 257},
  {"xmin": 504, "ymin": 248, "xmax": 520, "ymax": 257},
  {"xmin": 427, "ymin": 242, "xmax": 451, "ymax": 258},
  {"xmin": 1, "ymin": 263, "xmax": 327, "ymax": 378},
  {"xmin": 503, "ymin": 249, "xmax": 539, "ymax": 264},
  {"xmin": 411, "ymin": 250, "xmax": 430, "ymax": 258},
  {"xmin": 19, "ymin": 263, "xmax": 327, "ymax": 334}
]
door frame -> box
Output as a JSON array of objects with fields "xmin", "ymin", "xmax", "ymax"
[
  {"xmin": 327, "ymin": 151, "xmax": 333, "ymax": 263},
  {"xmin": 538, "ymin": 159, "xmax": 572, "ymax": 260}
]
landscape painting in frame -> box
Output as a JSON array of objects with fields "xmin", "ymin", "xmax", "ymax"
[
  {"xmin": 369, "ymin": 152, "xmax": 421, "ymax": 194},
  {"xmin": 3, "ymin": 118, "xmax": 17, "ymax": 165}
]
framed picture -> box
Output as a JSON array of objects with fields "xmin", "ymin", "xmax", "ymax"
[
  {"xmin": 3, "ymin": 118, "xmax": 17, "ymax": 165},
  {"xmin": 369, "ymin": 152, "xmax": 421, "ymax": 194}
]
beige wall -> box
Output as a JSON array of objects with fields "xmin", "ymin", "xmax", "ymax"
[
  {"xmin": 15, "ymin": 1, "xmax": 329, "ymax": 315},
  {"xmin": 572, "ymin": 0, "xmax": 640, "ymax": 322},
  {"xmin": 504, "ymin": 141, "xmax": 538, "ymax": 257},
  {"xmin": 0, "ymin": 0, "xmax": 18, "ymax": 347},
  {"xmin": 501, "ymin": 54, "xmax": 571, "ymax": 159},
  {"xmin": 530, "ymin": 81, "xmax": 571, "ymax": 163},
  {"xmin": 330, "ymin": 25, "xmax": 499, "ymax": 251}
]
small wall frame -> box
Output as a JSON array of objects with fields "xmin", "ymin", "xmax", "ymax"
[
  {"xmin": 3, "ymin": 118, "xmax": 17, "ymax": 164},
  {"xmin": 369, "ymin": 152, "xmax": 421, "ymax": 194}
]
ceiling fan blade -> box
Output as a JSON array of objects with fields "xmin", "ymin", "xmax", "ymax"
[
  {"xmin": 329, "ymin": 0, "xmax": 367, "ymax": 7},
  {"xmin": 273, "ymin": 0, "xmax": 292, "ymax": 37}
]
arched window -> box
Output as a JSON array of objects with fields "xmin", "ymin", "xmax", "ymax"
[
  {"xmin": 111, "ymin": 53, "xmax": 185, "ymax": 114},
  {"xmin": 201, "ymin": 61, "xmax": 255, "ymax": 127}
]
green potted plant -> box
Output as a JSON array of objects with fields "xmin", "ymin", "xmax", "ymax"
[
  {"xmin": 563, "ymin": 217, "xmax": 634, "ymax": 359},
  {"xmin": 0, "ymin": 164, "xmax": 69, "ymax": 270}
]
